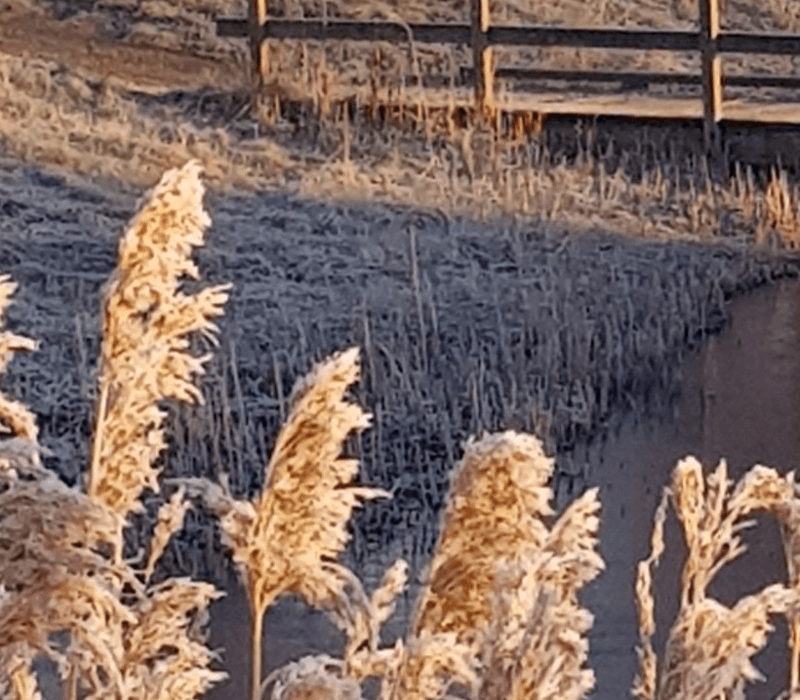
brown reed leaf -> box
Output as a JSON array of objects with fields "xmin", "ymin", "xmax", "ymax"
[
  {"xmin": 411, "ymin": 431, "xmax": 554, "ymax": 645},
  {"xmin": 144, "ymin": 486, "xmax": 191, "ymax": 581},
  {"xmin": 89, "ymin": 160, "xmax": 230, "ymax": 523},
  {"xmin": 0, "ymin": 275, "xmax": 38, "ymax": 442}
]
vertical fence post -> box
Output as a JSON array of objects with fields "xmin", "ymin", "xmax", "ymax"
[
  {"xmin": 699, "ymin": 0, "xmax": 722, "ymax": 160},
  {"xmin": 249, "ymin": 0, "xmax": 269, "ymax": 110},
  {"xmin": 471, "ymin": 0, "xmax": 495, "ymax": 118}
]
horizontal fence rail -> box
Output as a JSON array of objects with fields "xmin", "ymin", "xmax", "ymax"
[
  {"xmin": 217, "ymin": 18, "xmax": 800, "ymax": 54},
  {"xmin": 217, "ymin": 0, "xmax": 800, "ymax": 157}
]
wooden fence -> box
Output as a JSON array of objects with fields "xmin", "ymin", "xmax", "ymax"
[{"xmin": 216, "ymin": 0, "xmax": 800, "ymax": 156}]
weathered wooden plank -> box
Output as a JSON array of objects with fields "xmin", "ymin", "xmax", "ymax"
[
  {"xmin": 217, "ymin": 18, "xmax": 472, "ymax": 44},
  {"xmin": 471, "ymin": 0, "xmax": 493, "ymax": 116},
  {"xmin": 486, "ymin": 25, "xmax": 699, "ymax": 50},
  {"xmin": 216, "ymin": 18, "xmax": 698, "ymax": 51},
  {"xmin": 217, "ymin": 18, "xmax": 800, "ymax": 55},
  {"xmin": 719, "ymin": 32, "xmax": 800, "ymax": 54},
  {"xmin": 700, "ymin": 0, "xmax": 722, "ymax": 156},
  {"xmin": 469, "ymin": 67, "xmax": 800, "ymax": 90}
]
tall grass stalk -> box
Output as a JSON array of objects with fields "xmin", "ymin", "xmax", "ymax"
[{"xmin": 182, "ymin": 347, "xmax": 388, "ymax": 700}]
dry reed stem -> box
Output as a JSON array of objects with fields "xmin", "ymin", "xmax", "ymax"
[
  {"xmin": 88, "ymin": 160, "xmax": 230, "ymax": 523},
  {"xmin": 634, "ymin": 457, "xmax": 800, "ymax": 700}
]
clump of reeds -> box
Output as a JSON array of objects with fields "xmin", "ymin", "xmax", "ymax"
[
  {"xmin": 634, "ymin": 457, "xmax": 800, "ymax": 700},
  {"xmin": 0, "ymin": 161, "xmax": 230, "ymax": 700}
]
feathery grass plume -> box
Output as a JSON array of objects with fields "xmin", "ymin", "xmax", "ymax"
[
  {"xmin": 88, "ymin": 160, "xmax": 230, "ymax": 523},
  {"xmin": 771, "ymin": 472, "xmax": 800, "ymax": 692},
  {"xmin": 260, "ymin": 561, "xmax": 412, "ymax": 700},
  {"xmin": 411, "ymin": 432, "xmax": 554, "ymax": 644},
  {"xmin": 634, "ymin": 457, "xmax": 800, "ymax": 700},
  {"xmin": 122, "ymin": 578, "xmax": 226, "ymax": 700},
  {"xmin": 402, "ymin": 431, "xmax": 601, "ymax": 700},
  {"xmin": 385, "ymin": 631, "xmax": 478, "ymax": 700},
  {"xmin": 0, "ymin": 415, "xmax": 224, "ymax": 700},
  {"xmin": 183, "ymin": 347, "xmax": 388, "ymax": 700},
  {"xmin": 262, "ymin": 655, "xmax": 362, "ymax": 700},
  {"xmin": 0, "ymin": 161, "xmax": 229, "ymax": 699},
  {"xmin": 144, "ymin": 486, "xmax": 191, "ymax": 581},
  {"xmin": 479, "ymin": 487, "xmax": 604, "ymax": 700}
]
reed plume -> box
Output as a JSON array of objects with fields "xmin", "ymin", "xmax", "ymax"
[
  {"xmin": 183, "ymin": 346, "xmax": 388, "ymax": 700},
  {"xmin": 403, "ymin": 431, "xmax": 602, "ymax": 700},
  {"xmin": 634, "ymin": 457, "xmax": 800, "ymax": 700},
  {"xmin": 88, "ymin": 160, "xmax": 230, "ymax": 524}
]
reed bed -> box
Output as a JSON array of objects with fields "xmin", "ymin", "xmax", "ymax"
[
  {"xmin": 0, "ymin": 159, "xmax": 607, "ymax": 700},
  {"xmin": 0, "ymin": 156, "xmax": 798, "ymax": 700},
  {"xmin": 1, "ymin": 151, "xmax": 797, "ymax": 571}
]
